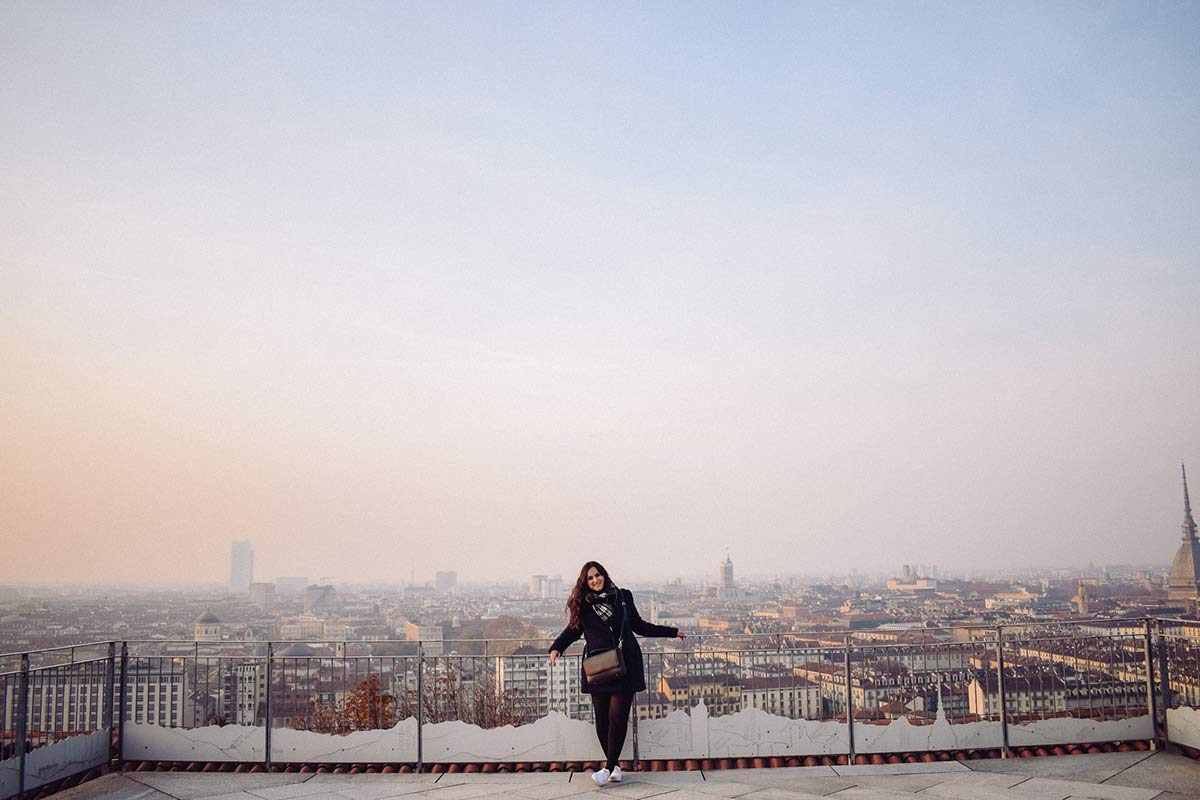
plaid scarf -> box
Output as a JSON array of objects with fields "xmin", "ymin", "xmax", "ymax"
[{"xmin": 585, "ymin": 589, "xmax": 618, "ymax": 624}]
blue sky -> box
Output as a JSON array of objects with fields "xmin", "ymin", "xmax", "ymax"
[{"xmin": 2, "ymin": 2, "xmax": 1198, "ymax": 584}]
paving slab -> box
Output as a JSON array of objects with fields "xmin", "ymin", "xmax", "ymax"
[
  {"xmin": 706, "ymin": 767, "xmax": 839, "ymax": 785},
  {"xmin": 919, "ymin": 771, "xmax": 1030, "ymax": 790},
  {"xmin": 1018, "ymin": 777, "xmax": 1160, "ymax": 800},
  {"xmin": 421, "ymin": 776, "xmax": 559, "ymax": 787},
  {"xmin": 677, "ymin": 781, "xmax": 766, "ymax": 798},
  {"xmin": 842, "ymin": 773, "xmax": 949, "ymax": 792},
  {"xmin": 966, "ymin": 752, "xmax": 1152, "ymax": 782},
  {"xmin": 501, "ymin": 780, "xmax": 597, "ymax": 800},
  {"xmin": 328, "ymin": 782, "xmax": 452, "ymax": 800},
  {"xmin": 54, "ymin": 775, "xmax": 176, "ymax": 800},
  {"xmin": 196, "ymin": 792, "xmax": 274, "ymax": 800},
  {"xmin": 799, "ymin": 787, "xmax": 927, "ymax": 799},
  {"xmin": 127, "ymin": 775, "xmax": 311, "ymax": 800},
  {"xmin": 633, "ymin": 791, "xmax": 725, "ymax": 800},
  {"xmin": 1097, "ymin": 752, "xmax": 1200, "ymax": 797},
  {"xmin": 740, "ymin": 777, "xmax": 859, "ymax": 796},
  {"xmin": 419, "ymin": 783, "xmax": 528, "ymax": 800},
  {"xmin": 911, "ymin": 780, "xmax": 1071, "ymax": 800},
  {"xmin": 710, "ymin": 774, "xmax": 846, "ymax": 793},
  {"xmin": 712, "ymin": 789, "xmax": 826, "ymax": 800},
  {"xmin": 832, "ymin": 762, "xmax": 969, "ymax": 777},
  {"xmin": 304, "ymin": 777, "xmax": 429, "ymax": 785},
  {"xmin": 587, "ymin": 781, "xmax": 680, "ymax": 799},
  {"xmin": 253, "ymin": 793, "xmax": 346, "ymax": 800},
  {"xmin": 624, "ymin": 775, "xmax": 707, "ymax": 788},
  {"xmin": 248, "ymin": 783, "xmax": 336, "ymax": 800}
]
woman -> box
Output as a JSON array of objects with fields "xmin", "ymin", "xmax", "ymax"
[{"xmin": 549, "ymin": 561, "xmax": 684, "ymax": 786}]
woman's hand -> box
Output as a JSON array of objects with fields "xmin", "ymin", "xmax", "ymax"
[
  {"xmin": 677, "ymin": 632, "xmax": 686, "ymax": 641},
  {"xmin": 549, "ymin": 649, "xmax": 560, "ymax": 665}
]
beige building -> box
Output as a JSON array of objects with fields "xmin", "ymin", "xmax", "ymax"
[
  {"xmin": 4, "ymin": 664, "xmax": 186, "ymax": 734},
  {"xmin": 659, "ymin": 674, "xmax": 742, "ymax": 716},
  {"xmin": 279, "ymin": 613, "xmax": 326, "ymax": 641},
  {"xmin": 967, "ymin": 669, "xmax": 1067, "ymax": 718},
  {"xmin": 740, "ymin": 676, "xmax": 822, "ymax": 719}
]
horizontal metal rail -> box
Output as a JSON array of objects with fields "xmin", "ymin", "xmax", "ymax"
[{"xmin": 4, "ymin": 617, "xmax": 1172, "ymax": 657}]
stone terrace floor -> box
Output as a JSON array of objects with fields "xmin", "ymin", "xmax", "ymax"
[{"xmin": 45, "ymin": 752, "xmax": 1200, "ymax": 800}]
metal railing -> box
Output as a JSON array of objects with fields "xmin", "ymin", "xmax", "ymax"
[{"xmin": 1, "ymin": 618, "xmax": 1198, "ymax": 799}]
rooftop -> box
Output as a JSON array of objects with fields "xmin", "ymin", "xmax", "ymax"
[{"xmin": 47, "ymin": 752, "xmax": 1200, "ymax": 800}]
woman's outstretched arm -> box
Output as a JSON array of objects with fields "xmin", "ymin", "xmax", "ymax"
[
  {"xmin": 549, "ymin": 623, "xmax": 582, "ymax": 656},
  {"xmin": 624, "ymin": 590, "xmax": 681, "ymax": 638}
]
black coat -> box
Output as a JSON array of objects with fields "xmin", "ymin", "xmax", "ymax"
[{"xmin": 549, "ymin": 588, "xmax": 678, "ymax": 695}]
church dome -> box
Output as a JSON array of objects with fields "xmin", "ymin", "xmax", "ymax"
[
  {"xmin": 1170, "ymin": 540, "xmax": 1200, "ymax": 584},
  {"xmin": 195, "ymin": 610, "xmax": 221, "ymax": 624}
]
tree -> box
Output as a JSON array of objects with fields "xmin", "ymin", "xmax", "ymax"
[
  {"xmin": 482, "ymin": 616, "xmax": 543, "ymax": 657},
  {"xmin": 293, "ymin": 674, "xmax": 394, "ymax": 735}
]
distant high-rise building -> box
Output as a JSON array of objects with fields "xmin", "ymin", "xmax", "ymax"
[
  {"xmin": 304, "ymin": 584, "xmax": 339, "ymax": 613},
  {"xmin": 541, "ymin": 577, "xmax": 562, "ymax": 599},
  {"xmin": 530, "ymin": 575, "xmax": 547, "ymax": 598},
  {"xmin": 435, "ymin": 571, "xmax": 457, "ymax": 593},
  {"xmin": 496, "ymin": 647, "xmax": 591, "ymax": 722},
  {"xmin": 230, "ymin": 541, "xmax": 253, "ymax": 592},
  {"xmin": 405, "ymin": 620, "xmax": 449, "ymax": 655},
  {"xmin": 1168, "ymin": 463, "xmax": 1200, "ymax": 603},
  {"xmin": 248, "ymin": 582, "xmax": 276, "ymax": 609},
  {"xmin": 224, "ymin": 663, "xmax": 266, "ymax": 726},
  {"xmin": 720, "ymin": 554, "xmax": 734, "ymax": 588},
  {"xmin": 275, "ymin": 576, "xmax": 308, "ymax": 596}
]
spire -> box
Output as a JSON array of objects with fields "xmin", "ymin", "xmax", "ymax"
[
  {"xmin": 1185, "ymin": 462, "xmax": 1193, "ymax": 516},
  {"xmin": 1183, "ymin": 462, "xmax": 1198, "ymax": 542}
]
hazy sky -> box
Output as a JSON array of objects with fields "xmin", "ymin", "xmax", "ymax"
[{"xmin": 2, "ymin": 2, "xmax": 1198, "ymax": 586}]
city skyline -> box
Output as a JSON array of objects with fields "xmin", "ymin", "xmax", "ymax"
[
  {"xmin": 0, "ymin": 548, "xmax": 1183, "ymax": 591},
  {"xmin": 3, "ymin": 3, "xmax": 1198, "ymax": 585},
  {"xmin": 1, "ymin": 462, "xmax": 1195, "ymax": 586}
]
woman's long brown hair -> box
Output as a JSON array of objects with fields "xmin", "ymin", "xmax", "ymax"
[{"xmin": 566, "ymin": 561, "xmax": 612, "ymax": 630}]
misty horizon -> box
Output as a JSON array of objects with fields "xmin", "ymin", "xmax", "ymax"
[{"xmin": 3, "ymin": 3, "xmax": 1198, "ymax": 586}]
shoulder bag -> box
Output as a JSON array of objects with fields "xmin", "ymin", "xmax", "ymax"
[{"xmin": 581, "ymin": 591, "xmax": 628, "ymax": 685}]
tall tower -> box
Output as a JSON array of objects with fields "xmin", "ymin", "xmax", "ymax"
[
  {"xmin": 1074, "ymin": 579, "xmax": 1089, "ymax": 616},
  {"xmin": 720, "ymin": 553, "xmax": 734, "ymax": 588},
  {"xmin": 230, "ymin": 541, "xmax": 254, "ymax": 593},
  {"xmin": 1167, "ymin": 463, "xmax": 1200, "ymax": 603}
]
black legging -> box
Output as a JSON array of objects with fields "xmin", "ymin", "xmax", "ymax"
[{"xmin": 591, "ymin": 691, "xmax": 635, "ymax": 770}]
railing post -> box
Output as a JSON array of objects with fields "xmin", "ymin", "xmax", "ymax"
[
  {"xmin": 104, "ymin": 643, "xmax": 116, "ymax": 759},
  {"xmin": 416, "ymin": 642, "xmax": 424, "ymax": 774},
  {"xmin": 16, "ymin": 653, "xmax": 29, "ymax": 800},
  {"xmin": 844, "ymin": 637, "xmax": 854, "ymax": 763},
  {"xmin": 117, "ymin": 642, "xmax": 128, "ymax": 769},
  {"xmin": 1142, "ymin": 618, "xmax": 1160, "ymax": 750},
  {"xmin": 995, "ymin": 627, "xmax": 1009, "ymax": 759},
  {"xmin": 264, "ymin": 643, "xmax": 273, "ymax": 772},
  {"xmin": 189, "ymin": 642, "xmax": 198, "ymax": 736},
  {"xmin": 631, "ymin": 698, "xmax": 639, "ymax": 771},
  {"xmin": 1155, "ymin": 619, "xmax": 1171, "ymax": 748}
]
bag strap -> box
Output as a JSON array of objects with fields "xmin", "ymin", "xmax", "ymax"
[{"xmin": 616, "ymin": 590, "xmax": 629, "ymax": 649}]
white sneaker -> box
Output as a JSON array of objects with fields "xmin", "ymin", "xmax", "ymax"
[
  {"xmin": 591, "ymin": 768, "xmax": 610, "ymax": 787},
  {"xmin": 607, "ymin": 767, "xmax": 623, "ymax": 783}
]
